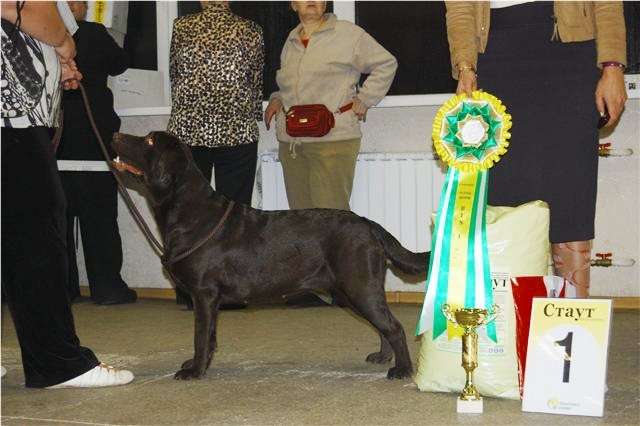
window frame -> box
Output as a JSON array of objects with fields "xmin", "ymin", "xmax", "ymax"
[
  {"xmin": 115, "ymin": 1, "xmax": 176, "ymax": 116},
  {"xmin": 116, "ymin": 1, "xmax": 639, "ymax": 117}
]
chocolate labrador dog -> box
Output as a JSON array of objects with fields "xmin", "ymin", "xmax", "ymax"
[{"xmin": 112, "ymin": 131, "xmax": 429, "ymax": 381}]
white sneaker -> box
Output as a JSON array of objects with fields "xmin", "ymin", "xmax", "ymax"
[{"xmin": 46, "ymin": 363, "xmax": 134, "ymax": 389}]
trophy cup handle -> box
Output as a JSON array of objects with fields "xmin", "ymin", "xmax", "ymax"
[
  {"xmin": 478, "ymin": 304, "xmax": 500, "ymax": 327},
  {"xmin": 442, "ymin": 304, "xmax": 458, "ymax": 325}
]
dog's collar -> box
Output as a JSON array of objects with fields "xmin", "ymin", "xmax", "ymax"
[{"xmin": 161, "ymin": 200, "xmax": 235, "ymax": 267}]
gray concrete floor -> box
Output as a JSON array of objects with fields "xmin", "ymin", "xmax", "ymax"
[{"xmin": 1, "ymin": 299, "xmax": 639, "ymax": 425}]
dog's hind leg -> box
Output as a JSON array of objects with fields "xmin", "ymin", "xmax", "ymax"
[
  {"xmin": 335, "ymin": 290, "xmax": 393, "ymax": 364},
  {"xmin": 366, "ymin": 335, "xmax": 394, "ymax": 364},
  {"xmin": 175, "ymin": 290, "xmax": 220, "ymax": 380},
  {"xmin": 342, "ymin": 286, "xmax": 412, "ymax": 379}
]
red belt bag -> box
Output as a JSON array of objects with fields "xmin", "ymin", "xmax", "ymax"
[{"xmin": 285, "ymin": 102, "xmax": 353, "ymax": 137}]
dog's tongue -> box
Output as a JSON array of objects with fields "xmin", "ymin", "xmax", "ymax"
[{"xmin": 112, "ymin": 158, "xmax": 143, "ymax": 175}]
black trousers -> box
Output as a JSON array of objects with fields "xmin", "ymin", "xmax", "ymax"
[
  {"xmin": 1, "ymin": 127, "xmax": 99, "ymax": 388},
  {"xmin": 176, "ymin": 142, "xmax": 258, "ymax": 305},
  {"xmin": 189, "ymin": 142, "xmax": 258, "ymax": 205},
  {"xmin": 60, "ymin": 171, "xmax": 128, "ymax": 302}
]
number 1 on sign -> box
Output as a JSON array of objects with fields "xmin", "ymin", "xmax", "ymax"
[{"xmin": 555, "ymin": 331, "xmax": 573, "ymax": 383}]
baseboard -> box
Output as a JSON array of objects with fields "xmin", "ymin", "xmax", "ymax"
[{"xmin": 79, "ymin": 287, "xmax": 639, "ymax": 309}]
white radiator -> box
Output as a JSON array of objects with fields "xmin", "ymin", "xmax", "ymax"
[{"xmin": 258, "ymin": 151, "xmax": 444, "ymax": 255}]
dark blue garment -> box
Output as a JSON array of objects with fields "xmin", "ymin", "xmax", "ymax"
[{"xmin": 479, "ymin": 2, "xmax": 600, "ymax": 243}]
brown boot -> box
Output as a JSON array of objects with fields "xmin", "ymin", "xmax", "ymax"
[{"xmin": 552, "ymin": 241, "xmax": 592, "ymax": 298}]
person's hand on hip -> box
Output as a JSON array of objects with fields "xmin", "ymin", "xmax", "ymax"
[
  {"xmin": 352, "ymin": 97, "xmax": 368, "ymax": 122},
  {"xmin": 264, "ymin": 98, "xmax": 283, "ymax": 130}
]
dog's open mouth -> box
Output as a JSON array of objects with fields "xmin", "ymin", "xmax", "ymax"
[{"xmin": 112, "ymin": 156, "xmax": 143, "ymax": 176}]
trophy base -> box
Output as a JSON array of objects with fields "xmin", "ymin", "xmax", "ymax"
[{"xmin": 457, "ymin": 397, "xmax": 483, "ymax": 414}]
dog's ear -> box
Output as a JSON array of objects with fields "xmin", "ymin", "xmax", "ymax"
[{"xmin": 148, "ymin": 145, "xmax": 189, "ymax": 195}]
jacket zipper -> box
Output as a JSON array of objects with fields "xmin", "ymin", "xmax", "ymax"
[{"xmin": 295, "ymin": 38, "xmax": 305, "ymax": 105}]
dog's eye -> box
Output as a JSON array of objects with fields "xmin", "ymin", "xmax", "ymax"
[{"xmin": 145, "ymin": 137, "xmax": 154, "ymax": 146}]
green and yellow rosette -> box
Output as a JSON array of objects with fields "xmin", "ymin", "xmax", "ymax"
[{"xmin": 417, "ymin": 91, "xmax": 512, "ymax": 342}]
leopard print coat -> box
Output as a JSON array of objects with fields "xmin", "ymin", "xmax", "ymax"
[{"xmin": 168, "ymin": 4, "xmax": 264, "ymax": 148}]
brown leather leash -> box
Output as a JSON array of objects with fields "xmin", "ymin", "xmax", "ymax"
[
  {"xmin": 161, "ymin": 199, "xmax": 234, "ymax": 266},
  {"xmin": 71, "ymin": 80, "xmax": 233, "ymax": 266}
]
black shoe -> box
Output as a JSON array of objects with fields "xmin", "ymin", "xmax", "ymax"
[
  {"xmin": 94, "ymin": 288, "xmax": 137, "ymax": 305},
  {"xmin": 284, "ymin": 293, "xmax": 331, "ymax": 308}
]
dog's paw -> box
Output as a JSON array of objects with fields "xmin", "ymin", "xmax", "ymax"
[
  {"xmin": 174, "ymin": 367, "xmax": 204, "ymax": 380},
  {"xmin": 365, "ymin": 351, "xmax": 393, "ymax": 364},
  {"xmin": 181, "ymin": 358, "xmax": 194, "ymax": 369},
  {"xmin": 386, "ymin": 366, "xmax": 412, "ymax": 380}
]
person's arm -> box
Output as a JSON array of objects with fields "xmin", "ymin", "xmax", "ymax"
[
  {"xmin": 1, "ymin": 1, "xmax": 68, "ymax": 47},
  {"xmin": 594, "ymin": 1, "xmax": 627, "ymax": 68},
  {"xmin": 251, "ymin": 26, "xmax": 265, "ymax": 122},
  {"xmin": 97, "ymin": 24, "xmax": 129, "ymax": 76},
  {"xmin": 2, "ymin": 1, "xmax": 80, "ymax": 88},
  {"xmin": 445, "ymin": 1, "xmax": 478, "ymax": 95},
  {"xmin": 169, "ymin": 19, "xmax": 180, "ymax": 88},
  {"xmin": 352, "ymin": 30, "xmax": 398, "ymax": 111},
  {"xmin": 264, "ymin": 43, "xmax": 288, "ymax": 130},
  {"xmin": 593, "ymin": 1, "xmax": 627, "ymax": 127}
]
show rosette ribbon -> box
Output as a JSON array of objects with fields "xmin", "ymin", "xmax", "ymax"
[{"xmin": 416, "ymin": 91, "xmax": 511, "ymax": 342}]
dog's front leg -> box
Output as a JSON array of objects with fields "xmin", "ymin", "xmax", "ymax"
[
  {"xmin": 174, "ymin": 296, "xmax": 216, "ymax": 380},
  {"xmin": 181, "ymin": 300, "xmax": 220, "ymax": 370}
]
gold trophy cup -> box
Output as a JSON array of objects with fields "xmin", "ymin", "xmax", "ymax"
[{"xmin": 442, "ymin": 304, "xmax": 499, "ymax": 414}]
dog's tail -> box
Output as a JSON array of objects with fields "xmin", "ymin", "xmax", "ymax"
[{"xmin": 367, "ymin": 219, "xmax": 429, "ymax": 276}]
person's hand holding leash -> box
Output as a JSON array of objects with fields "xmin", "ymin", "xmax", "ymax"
[{"xmin": 60, "ymin": 60, "xmax": 82, "ymax": 90}]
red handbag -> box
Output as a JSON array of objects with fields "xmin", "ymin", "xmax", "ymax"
[{"xmin": 285, "ymin": 103, "xmax": 353, "ymax": 137}]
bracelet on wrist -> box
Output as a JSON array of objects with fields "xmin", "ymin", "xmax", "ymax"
[
  {"xmin": 457, "ymin": 65, "xmax": 477, "ymax": 80},
  {"xmin": 457, "ymin": 64, "xmax": 475, "ymax": 72},
  {"xmin": 601, "ymin": 61, "xmax": 625, "ymax": 71}
]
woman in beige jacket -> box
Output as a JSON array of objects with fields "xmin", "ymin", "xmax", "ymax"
[
  {"xmin": 446, "ymin": 1, "xmax": 627, "ymax": 297},
  {"xmin": 265, "ymin": 1, "xmax": 397, "ymax": 212}
]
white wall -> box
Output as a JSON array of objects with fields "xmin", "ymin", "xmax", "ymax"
[
  {"xmin": 70, "ymin": 1, "xmax": 639, "ymax": 297},
  {"xmin": 72, "ymin": 99, "xmax": 640, "ymax": 297}
]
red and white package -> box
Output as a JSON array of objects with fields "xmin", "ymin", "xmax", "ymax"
[{"xmin": 510, "ymin": 276, "xmax": 577, "ymax": 397}]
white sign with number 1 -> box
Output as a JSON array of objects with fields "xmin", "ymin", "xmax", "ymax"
[{"xmin": 522, "ymin": 298, "xmax": 612, "ymax": 417}]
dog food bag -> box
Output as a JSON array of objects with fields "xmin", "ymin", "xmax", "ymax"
[
  {"xmin": 414, "ymin": 200, "xmax": 550, "ymax": 400},
  {"xmin": 511, "ymin": 275, "xmax": 577, "ymax": 397}
]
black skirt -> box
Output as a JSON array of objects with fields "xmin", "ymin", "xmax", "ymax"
[{"xmin": 479, "ymin": 2, "xmax": 600, "ymax": 243}]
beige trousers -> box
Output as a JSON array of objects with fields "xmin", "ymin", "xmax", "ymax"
[{"xmin": 278, "ymin": 139, "xmax": 361, "ymax": 210}]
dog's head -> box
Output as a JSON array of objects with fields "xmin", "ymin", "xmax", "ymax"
[{"xmin": 111, "ymin": 131, "xmax": 193, "ymax": 199}]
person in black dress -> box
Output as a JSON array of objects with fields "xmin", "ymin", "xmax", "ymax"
[
  {"xmin": 446, "ymin": 2, "xmax": 627, "ymax": 298},
  {"xmin": 57, "ymin": 1, "xmax": 136, "ymax": 305}
]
